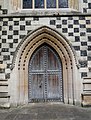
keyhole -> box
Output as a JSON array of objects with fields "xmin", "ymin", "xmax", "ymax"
[{"xmin": 39, "ymin": 85, "xmax": 42, "ymax": 88}]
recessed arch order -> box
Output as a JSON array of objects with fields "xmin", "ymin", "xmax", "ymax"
[{"xmin": 10, "ymin": 26, "xmax": 80, "ymax": 106}]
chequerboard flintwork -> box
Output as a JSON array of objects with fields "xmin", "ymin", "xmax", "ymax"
[{"xmin": 0, "ymin": 0, "xmax": 91, "ymax": 107}]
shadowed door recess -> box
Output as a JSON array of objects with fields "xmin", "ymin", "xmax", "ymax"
[{"xmin": 28, "ymin": 45, "xmax": 63, "ymax": 102}]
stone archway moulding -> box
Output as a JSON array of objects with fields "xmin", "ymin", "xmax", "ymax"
[{"xmin": 10, "ymin": 26, "xmax": 80, "ymax": 106}]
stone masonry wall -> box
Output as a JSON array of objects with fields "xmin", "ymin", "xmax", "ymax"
[
  {"xmin": 0, "ymin": 15, "xmax": 91, "ymax": 80},
  {"xmin": 0, "ymin": 0, "xmax": 91, "ymax": 14},
  {"xmin": 82, "ymin": 0, "xmax": 91, "ymax": 13}
]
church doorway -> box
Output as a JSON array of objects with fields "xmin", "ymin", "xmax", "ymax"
[{"xmin": 11, "ymin": 26, "xmax": 79, "ymax": 106}]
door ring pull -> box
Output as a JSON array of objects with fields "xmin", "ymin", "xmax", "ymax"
[{"xmin": 39, "ymin": 82, "xmax": 42, "ymax": 88}]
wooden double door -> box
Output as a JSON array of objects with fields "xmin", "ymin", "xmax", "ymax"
[{"xmin": 28, "ymin": 45, "xmax": 63, "ymax": 102}]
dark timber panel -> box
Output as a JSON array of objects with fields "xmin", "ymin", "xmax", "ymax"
[{"xmin": 28, "ymin": 45, "xmax": 63, "ymax": 102}]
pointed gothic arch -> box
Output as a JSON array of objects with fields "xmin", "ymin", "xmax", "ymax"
[{"xmin": 10, "ymin": 26, "xmax": 80, "ymax": 106}]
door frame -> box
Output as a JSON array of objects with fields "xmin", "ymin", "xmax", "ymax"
[{"xmin": 10, "ymin": 26, "xmax": 80, "ymax": 106}]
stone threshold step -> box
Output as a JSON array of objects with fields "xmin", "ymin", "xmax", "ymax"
[
  {"xmin": 0, "ymin": 83, "xmax": 8, "ymax": 86},
  {"xmin": 0, "ymin": 103, "xmax": 10, "ymax": 109},
  {"xmin": 0, "ymin": 79, "xmax": 8, "ymax": 81}
]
